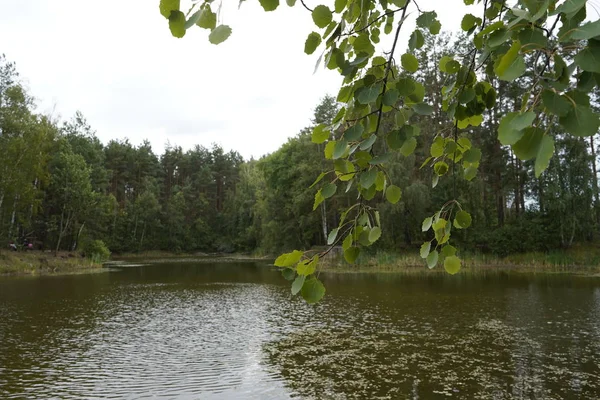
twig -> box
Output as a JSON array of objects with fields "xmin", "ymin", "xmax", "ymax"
[
  {"xmin": 374, "ymin": 3, "xmax": 410, "ymax": 137},
  {"xmin": 300, "ymin": 0, "xmax": 313, "ymax": 12},
  {"xmin": 342, "ymin": 8, "xmax": 404, "ymax": 36}
]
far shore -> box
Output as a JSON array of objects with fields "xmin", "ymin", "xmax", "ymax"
[
  {"xmin": 0, "ymin": 250, "xmax": 104, "ymax": 277},
  {"xmin": 3, "ymin": 246, "xmax": 600, "ymax": 278}
]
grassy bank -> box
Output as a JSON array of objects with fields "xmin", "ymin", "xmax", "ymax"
[
  {"xmin": 0, "ymin": 251, "xmax": 104, "ymax": 276},
  {"xmin": 113, "ymin": 250, "xmax": 271, "ymax": 263},
  {"xmin": 319, "ymin": 245, "xmax": 600, "ymax": 275}
]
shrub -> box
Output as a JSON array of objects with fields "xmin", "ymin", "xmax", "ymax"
[{"xmin": 83, "ymin": 239, "xmax": 111, "ymax": 262}]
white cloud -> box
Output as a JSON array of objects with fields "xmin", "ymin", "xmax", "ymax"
[{"xmin": 0, "ymin": 0, "xmax": 469, "ymax": 159}]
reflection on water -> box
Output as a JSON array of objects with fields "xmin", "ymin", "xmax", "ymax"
[{"xmin": 0, "ymin": 263, "xmax": 599, "ymax": 399}]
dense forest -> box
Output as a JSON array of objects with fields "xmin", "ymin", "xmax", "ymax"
[{"xmin": 1, "ymin": 31, "xmax": 599, "ymax": 260}]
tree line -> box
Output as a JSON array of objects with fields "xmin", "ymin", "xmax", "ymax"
[{"xmin": 1, "ymin": 28, "xmax": 599, "ymax": 259}]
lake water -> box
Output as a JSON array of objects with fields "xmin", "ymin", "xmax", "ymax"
[{"xmin": 1, "ymin": 260, "xmax": 599, "ymax": 399}]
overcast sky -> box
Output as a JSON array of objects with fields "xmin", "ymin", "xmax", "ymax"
[{"xmin": 0, "ymin": 0, "xmax": 473, "ymax": 160}]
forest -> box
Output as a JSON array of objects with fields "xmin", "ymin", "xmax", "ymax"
[{"xmin": 1, "ymin": 30, "xmax": 599, "ymax": 262}]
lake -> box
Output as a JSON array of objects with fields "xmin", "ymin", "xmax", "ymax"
[{"xmin": 1, "ymin": 260, "xmax": 599, "ymax": 399}]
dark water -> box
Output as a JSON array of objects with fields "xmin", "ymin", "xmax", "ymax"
[{"xmin": 0, "ymin": 261, "xmax": 599, "ymax": 399}]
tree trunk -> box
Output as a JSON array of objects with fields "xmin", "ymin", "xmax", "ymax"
[
  {"xmin": 590, "ymin": 135, "xmax": 600, "ymax": 228},
  {"xmin": 320, "ymin": 202, "xmax": 328, "ymax": 244},
  {"xmin": 139, "ymin": 221, "xmax": 146, "ymax": 250},
  {"xmin": 512, "ymin": 152, "xmax": 520, "ymax": 217},
  {"xmin": 56, "ymin": 208, "xmax": 71, "ymax": 256},
  {"xmin": 133, "ymin": 213, "xmax": 138, "ymax": 242},
  {"xmin": 8, "ymin": 194, "xmax": 17, "ymax": 239},
  {"xmin": 538, "ymin": 177, "xmax": 544, "ymax": 213},
  {"xmin": 73, "ymin": 222, "xmax": 85, "ymax": 251}
]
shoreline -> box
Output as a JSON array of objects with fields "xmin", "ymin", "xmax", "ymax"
[
  {"xmin": 0, "ymin": 251, "xmax": 105, "ymax": 277},
  {"xmin": 3, "ymin": 248, "xmax": 600, "ymax": 278}
]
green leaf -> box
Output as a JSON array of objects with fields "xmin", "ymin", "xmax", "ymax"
[
  {"xmin": 383, "ymin": 89, "xmax": 399, "ymax": 106},
  {"xmin": 301, "ymin": 277, "xmax": 326, "ymax": 304},
  {"xmin": 422, "ymin": 217, "xmax": 433, "ymax": 232},
  {"xmin": 312, "ymin": 5, "xmax": 333, "ymax": 28},
  {"xmin": 327, "ymin": 228, "xmax": 339, "ymax": 245},
  {"xmin": 518, "ymin": 27, "xmax": 548, "ymax": 50},
  {"xmin": 360, "ymin": 169, "xmax": 377, "ymax": 189},
  {"xmin": 541, "ymin": 90, "xmax": 570, "ymax": 117},
  {"xmin": 444, "ymin": 255, "xmax": 461, "ymax": 274},
  {"xmin": 168, "ymin": 11, "xmax": 186, "ymax": 38},
  {"xmin": 495, "ymin": 41, "xmax": 525, "ymax": 81},
  {"xmin": 439, "ymin": 56, "xmax": 453, "ymax": 72},
  {"xmin": 305, "ymin": 32, "xmax": 322, "ymax": 55},
  {"xmin": 282, "ymin": 268, "xmax": 296, "ymax": 281},
  {"xmin": 274, "ymin": 250, "xmax": 303, "ymax": 267},
  {"xmin": 291, "ymin": 274, "xmax": 305, "ymax": 295},
  {"xmin": 464, "ymin": 166, "xmax": 477, "ymax": 181},
  {"xmin": 160, "ymin": 0, "xmax": 180, "ymax": 18},
  {"xmin": 369, "ymin": 227, "xmax": 382, "ymax": 243},
  {"xmin": 429, "ymin": 20, "xmax": 442, "ymax": 35},
  {"xmin": 286, "ymin": 0, "xmax": 296, "ymax": 5},
  {"xmin": 386, "ymin": 185, "xmax": 402, "ymax": 204},
  {"xmin": 512, "ymin": 127, "xmax": 544, "ymax": 160},
  {"xmin": 412, "ymin": 103, "xmax": 433, "ymax": 115},
  {"xmin": 498, "ymin": 112, "xmax": 536, "ymax": 145},
  {"xmin": 353, "ymin": 33, "xmax": 375, "ymax": 56},
  {"xmin": 409, "ymin": 29, "xmax": 425, "ymax": 50},
  {"xmin": 434, "ymin": 161, "xmax": 449, "ymax": 176},
  {"xmin": 259, "ymin": 0, "xmax": 280, "ymax": 11},
  {"xmin": 311, "ymin": 124, "xmax": 329, "ymax": 143},
  {"xmin": 335, "ymin": 0, "xmax": 347, "ymax": 13},
  {"xmin": 357, "ymin": 83, "xmax": 382, "ymax": 104},
  {"xmin": 332, "ymin": 139, "xmax": 348, "ymax": 159},
  {"xmin": 420, "ymin": 241, "xmax": 431, "ymax": 258},
  {"xmin": 426, "ymin": 250, "xmax": 439, "ymax": 269},
  {"xmin": 463, "ymin": 148, "xmax": 481, "ymax": 163},
  {"xmin": 461, "ymin": 14, "xmax": 480, "ymax": 31},
  {"xmin": 454, "ymin": 210, "xmax": 472, "ymax": 229},
  {"xmin": 297, "ymin": 256, "xmax": 318, "ymax": 276},
  {"xmin": 550, "ymin": 0, "xmax": 586, "ymax": 17},
  {"xmin": 209, "ymin": 25, "xmax": 232, "ymax": 45},
  {"xmin": 197, "ymin": 7, "xmax": 216, "ymax": 29},
  {"xmin": 369, "ymin": 153, "xmax": 392, "ymax": 165},
  {"xmin": 344, "ymin": 247, "xmax": 360, "ymax": 263},
  {"xmin": 535, "ymin": 135, "xmax": 554, "ymax": 177},
  {"xmin": 559, "ymin": 104, "xmax": 600, "ymax": 137},
  {"xmin": 321, "ymin": 183, "xmax": 337, "ymax": 199},
  {"xmin": 324, "ymin": 141, "xmax": 336, "ymax": 159},
  {"xmin": 441, "ymin": 245, "xmax": 457, "ymax": 258},
  {"xmin": 184, "ymin": 10, "xmax": 202, "ymax": 29},
  {"xmin": 309, "ymin": 172, "xmax": 327, "ymax": 189},
  {"xmin": 430, "ymin": 138, "xmax": 444, "ymax": 157},
  {"xmin": 570, "ymin": 20, "xmax": 600, "ymax": 41},
  {"xmin": 401, "ymin": 53, "xmax": 419, "ymax": 73},
  {"xmin": 360, "ymin": 135, "xmax": 377, "ymax": 150},
  {"xmin": 574, "ymin": 45, "xmax": 600, "ymax": 73},
  {"xmin": 344, "ymin": 124, "xmax": 364, "ymax": 141},
  {"xmin": 397, "ymin": 79, "xmax": 416, "ymax": 98},
  {"xmin": 342, "ymin": 234, "xmax": 353, "ymax": 251},
  {"xmin": 313, "ymin": 189, "xmax": 325, "ymax": 210},
  {"xmin": 400, "ymin": 137, "xmax": 417, "ymax": 157},
  {"xmin": 416, "ymin": 11, "xmax": 437, "ymax": 28}
]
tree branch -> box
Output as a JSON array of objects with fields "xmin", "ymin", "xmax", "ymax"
[
  {"xmin": 374, "ymin": 3, "xmax": 410, "ymax": 137},
  {"xmin": 300, "ymin": 0, "xmax": 313, "ymax": 12},
  {"xmin": 342, "ymin": 8, "xmax": 405, "ymax": 36}
]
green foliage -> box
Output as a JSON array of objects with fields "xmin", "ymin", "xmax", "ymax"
[
  {"xmin": 82, "ymin": 239, "xmax": 111, "ymax": 262},
  {"xmin": 209, "ymin": 25, "xmax": 232, "ymax": 45},
  {"xmin": 52, "ymin": 2, "xmax": 600, "ymax": 303}
]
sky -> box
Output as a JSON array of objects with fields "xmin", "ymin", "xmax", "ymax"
[{"xmin": 0, "ymin": 0, "xmax": 471, "ymax": 160}]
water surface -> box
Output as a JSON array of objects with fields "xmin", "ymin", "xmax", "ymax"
[{"xmin": 0, "ymin": 261, "xmax": 599, "ymax": 399}]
